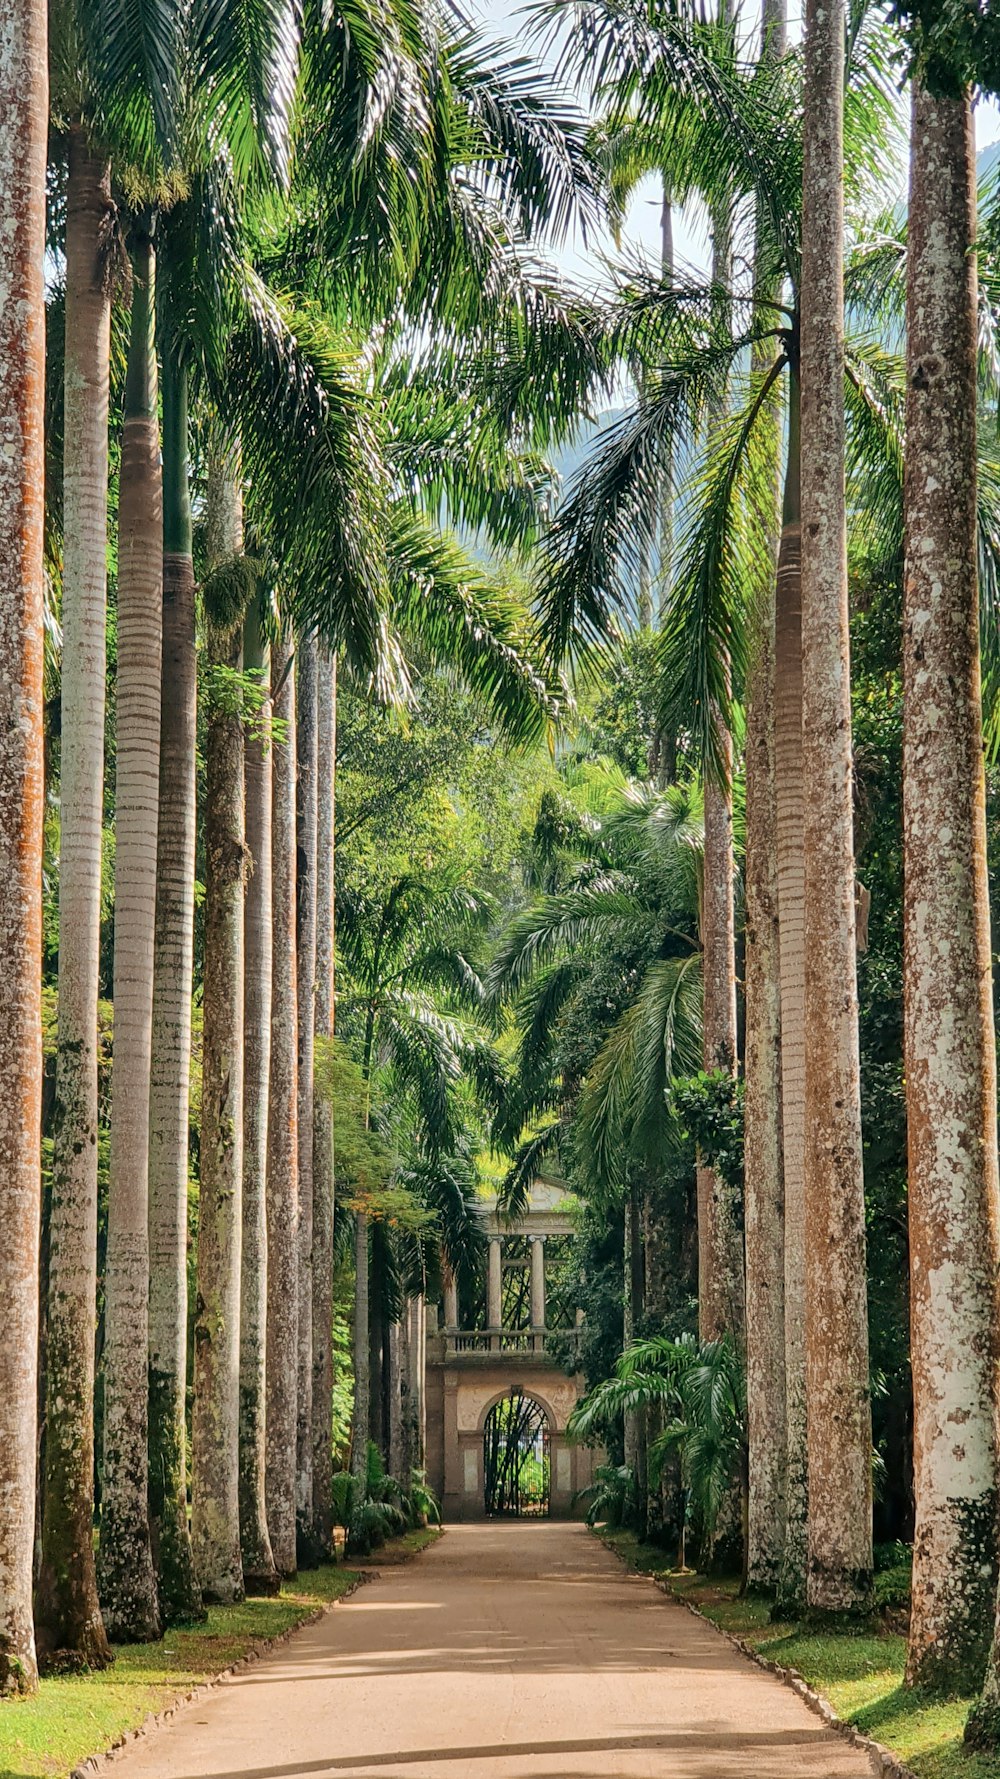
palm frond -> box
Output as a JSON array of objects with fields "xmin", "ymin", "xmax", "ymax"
[{"xmin": 656, "ymin": 357, "xmax": 784, "ymax": 776}]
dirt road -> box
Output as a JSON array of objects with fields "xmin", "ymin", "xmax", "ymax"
[{"xmin": 106, "ymin": 1521, "xmax": 875, "ymax": 1778}]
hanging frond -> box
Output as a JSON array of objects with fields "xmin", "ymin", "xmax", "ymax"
[
  {"xmin": 656, "ymin": 357, "xmax": 784, "ymax": 777},
  {"xmin": 574, "ymin": 952, "xmax": 702, "ymax": 1202}
]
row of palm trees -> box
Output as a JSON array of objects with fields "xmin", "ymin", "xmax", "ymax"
[
  {"xmin": 468, "ymin": 0, "xmax": 1000, "ymax": 1728},
  {"xmin": 0, "ymin": 0, "xmax": 594, "ymax": 1692}
]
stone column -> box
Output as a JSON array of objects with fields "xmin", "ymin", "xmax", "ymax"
[
  {"xmin": 530, "ymin": 1235, "xmax": 546, "ymax": 1330},
  {"xmin": 487, "ymin": 1236, "xmax": 502, "ymax": 1331},
  {"xmin": 443, "ymin": 1272, "xmax": 458, "ymax": 1331}
]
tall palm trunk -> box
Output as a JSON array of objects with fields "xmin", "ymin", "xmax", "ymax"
[
  {"xmin": 348, "ymin": 1210, "xmax": 371, "ymax": 1549},
  {"xmin": 240, "ymin": 590, "xmax": 279, "ymax": 1595},
  {"xmin": 37, "ymin": 131, "xmax": 113, "ymax": 1669},
  {"xmin": 698, "ymin": 119, "xmax": 742, "ymax": 1350},
  {"xmin": 295, "ymin": 635, "xmax": 318, "ymax": 1556},
  {"xmin": 99, "ymin": 220, "xmax": 162, "ymax": 1642},
  {"xmin": 311, "ymin": 652, "xmax": 336, "ymax": 1555},
  {"xmin": 0, "ymin": 0, "xmax": 46, "ymax": 1691},
  {"xmin": 192, "ymin": 459, "xmax": 247, "ymax": 1604},
  {"xmin": 266, "ymin": 637, "xmax": 299, "ymax": 1576},
  {"xmin": 799, "ymin": 0, "xmax": 872, "ymax": 1615},
  {"xmin": 698, "ymin": 753, "xmax": 742, "ymax": 1344},
  {"xmin": 147, "ymin": 348, "xmax": 202, "ymax": 1624},
  {"xmin": 743, "ymin": 0, "xmax": 788, "ymax": 1599},
  {"xmin": 773, "ymin": 373, "xmax": 808, "ymax": 1611},
  {"xmin": 903, "ymin": 84, "xmax": 1000, "ymax": 1701}
]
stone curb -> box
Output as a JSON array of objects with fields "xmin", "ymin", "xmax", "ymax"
[
  {"xmin": 67, "ymin": 1570, "xmax": 375, "ymax": 1779},
  {"xmin": 595, "ymin": 1533, "xmax": 920, "ymax": 1779}
]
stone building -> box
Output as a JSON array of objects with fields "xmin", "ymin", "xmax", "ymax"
[{"xmin": 424, "ymin": 1179, "xmax": 596, "ymax": 1519}]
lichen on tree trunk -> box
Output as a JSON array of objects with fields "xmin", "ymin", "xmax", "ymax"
[
  {"xmin": 266, "ymin": 636, "xmax": 300, "ymax": 1577},
  {"xmin": 311, "ymin": 652, "xmax": 336, "ymax": 1556},
  {"xmin": 240, "ymin": 591, "xmax": 279, "ymax": 1596},
  {"xmin": 773, "ymin": 380, "xmax": 808, "ymax": 1614},
  {"xmin": 903, "ymin": 82, "xmax": 1000, "ymax": 1701},
  {"xmin": 192, "ymin": 459, "xmax": 248, "ymax": 1605},
  {"xmin": 99, "ymin": 222, "xmax": 163, "ymax": 1644},
  {"xmin": 37, "ymin": 131, "xmax": 113, "ymax": 1671},
  {"xmin": 148, "ymin": 348, "xmax": 203, "ymax": 1627},
  {"xmin": 0, "ymin": 0, "xmax": 47, "ymax": 1692},
  {"xmin": 295, "ymin": 634, "xmax": 319, "ymax": 1561},
  {"xmin": 799, "ymin": 0, "xmax": 873, "ymax": 1617}
]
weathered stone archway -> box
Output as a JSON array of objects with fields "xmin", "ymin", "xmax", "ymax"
[{"xmin": 424, "ymin": 1180, "xmax": 597, "ymax": 1519}]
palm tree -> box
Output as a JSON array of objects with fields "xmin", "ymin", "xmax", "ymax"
[
  {"xmin": 191, "ymin": 455, "xmax": 251, "ymax": 1605},
  {"xmin": 511, "ymin": 0, "xmax": 901, "ymax": 1602},
  {"xmin": 240, "ymin": 587, "xmax": 279, "ymax": 1593},
  {"xmin": 798, "ymin": 0, "xmax": 872, "ymax": 1620},
  {"xmin": 147, "ymin": 327, "xmax": 203, "ymax": 1627},
  {"xmin": 36, "ymin": 128, "xmax": 115, "ymax": 1669},
  {"xmin": 570, "ymin": 1333, "xmax": 748, "ymax": 1575},
  {"xmin": 312, "ymin": 651, "xmax": 337, "ymax": 1555},
  {"xmin": 903, "ymin": 79, "xmax": 1000, "ymax": 1698},
  {"xmin": 266, "ymin": 634, "xmax": 300, "ymax": 1577},
  {"xmin": 489, "ymin": 775, "xmax": 704, "ymax": 1215},
  {"xmin": 0, "ymin": 0, "xmax": 47, "ymax": 1696},
  {"xmin": 295, "ymin": 633, "xmax": 319, "ymax": 1558},
  {"xmin": 743, "ymin": 0, "xmax": 787, "ymax": 1606},
  {"xmin": 98, "ymin": 215, "xmax": 163, "ymax": 1643},
  {"xmin": 337, "ymin": 871, "xmax": 503, "ymax": 1480}
]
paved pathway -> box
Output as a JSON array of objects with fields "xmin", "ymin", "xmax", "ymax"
[{"xmin": 108, "ymin": 1522, "xmax": 875, "ymax": 1779}]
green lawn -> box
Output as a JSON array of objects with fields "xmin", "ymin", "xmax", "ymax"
[
  {"xmin": 0, "ymin": 1528, "xmax": 440, "ymax": 1779},
  {"xmin": 597, "ymin": 1528, "xmax": 994, "ymax": 1779}
]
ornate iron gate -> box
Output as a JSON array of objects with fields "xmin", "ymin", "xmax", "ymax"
[{"xmin": 483, "ymin": 1389, "xmax": 550, "ymax": 1517}]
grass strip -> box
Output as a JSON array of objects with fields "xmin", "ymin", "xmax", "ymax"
[
  {"xmin": 595, "ymin": 1526, "xmax": 987, "ymax": 1779},
  {"xmin": 0, "ymin": 1527, "xmax": 440, "ymax": 1779}
]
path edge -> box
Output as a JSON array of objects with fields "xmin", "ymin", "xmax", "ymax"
[
  {"xmin": 67, "ymin": 1571, "xmax": 375, "ymax": 1779},
  {"xmin": 594, "ymin": 1530, "xmax": 919, "ymax": 1779}
]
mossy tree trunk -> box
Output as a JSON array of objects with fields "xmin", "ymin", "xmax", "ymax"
[
  {"xmin": 743, "ymin": 0, "xmax": 788, "ymax": 1600},
  {"xmin": 147, "ymin": 346, "xmax": 202, "ymax": 1626},
  {"xmin": 0, "ymin": 0, "xmax": 46, "ymax": 1691},
  {"xmin": 773, "ymin": 375, "xmax": 808, "ymax": 1614},
  {"xmin": 240, "ymin": 589, "xmax": 279, "ymax": 1595},
  {"xmin": 295, "ymin": 634, "xmax": 318, "ymax": 1559},
  {"xmin": 311, "ymin": 652, "xmax": 336, "ymax": 1555},
  {"xmin": 191, "ymin": 458, "xmax": 247, "ymax": 1605},
  {"xmin": 99, "ymin": 221, "xmax": 162, "ymax": 1644},
  {"xmin": 266, "ymin": 636, "xmax": 299, "ymax": 1577},
  {"xmin": 37, "ymin": 130, "xmax": 113, "ymax": 1670},
  {"xmin": 800, "ymin": 0, "xmax": 872, "ymax": 1617},
  {"xmin": 903, "ymin": 82, "xmax": 1000, "ymax": 1703}
]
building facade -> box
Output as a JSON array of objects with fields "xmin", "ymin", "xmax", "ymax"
[{"xmin": 424, "ymin": 1180, "xmax": 597, "ymax": 1519}]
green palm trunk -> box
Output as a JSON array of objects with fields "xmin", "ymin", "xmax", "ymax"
[{"xmin": 147, "ymin": 345, "xmax": 203, "ymax": 1625}]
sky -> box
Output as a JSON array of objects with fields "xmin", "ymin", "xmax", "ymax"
[{"xmin": 470, "ymin": 0, "xmax": 1000, "ymax": 287}]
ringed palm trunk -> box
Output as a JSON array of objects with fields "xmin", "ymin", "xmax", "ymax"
[
  {"xmin": 266, "ymin": 637, "xmax": 299, "ymax": 1576},
  {"xmin": 743, "ymin": 606, "xmax": 785, "ymax": 1592},
  {"xmin": 773, "ymin": 374, "xmax": 808, "ymax": 1612},
  {"xmin": 698, "ymin": 748, "xmax": 742, "ymax": 1346},
  {"xmin": 240, "ymin": 591, "xmax": 279, "ymax": 1594},
  {"xmin": 348, "ymin": 1208, "xmax": 371, "ymax": 1552},
  {"xmin": 743, "ymin": 0, "xmax": 788, "ymax": 1598},
  {"xmin": 0, "ymin": 0, "xmax": 46, "ymax": 1691},
  {"xmin": 295, "ymin": 635, "xmax": 318, "ymax": 1558},
  {"xmin": 99, "ymin": 220, "xmax": 163, "ymax": 1642},
  {"xmin": 311, "ymin": 652, "xmax": 336, "ymax": 1555},
  {"xmin": 191, "ymin": 458, "xmax": 247, "ymax": 1605},
  {"xmin": 36, "ymin": 131, "xmax": 113, "ymax": 1669},
  {"xmin": 147, "ymin": 349, "xmax": 202, "ymax": 1624},
  {"xmin": 799, "ymin": 0, "xmax": 872, "ymax": 1616},
  {"xmin": 903, "ymin": 85, "xmax": 1000, "ymax": 1703},
  {"xmin": 698, "ymin": 149, "xmax": 743, "ymax": 1351}
]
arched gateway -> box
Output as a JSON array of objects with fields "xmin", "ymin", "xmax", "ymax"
[{"xmin": 424, "ymin": 1179, "xmax": 597, "ymax": 1519}]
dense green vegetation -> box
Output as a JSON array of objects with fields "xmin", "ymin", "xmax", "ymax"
[{"xmin": 7, "ymin": 0, "xmax": 1000, "ymax": 1768}]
